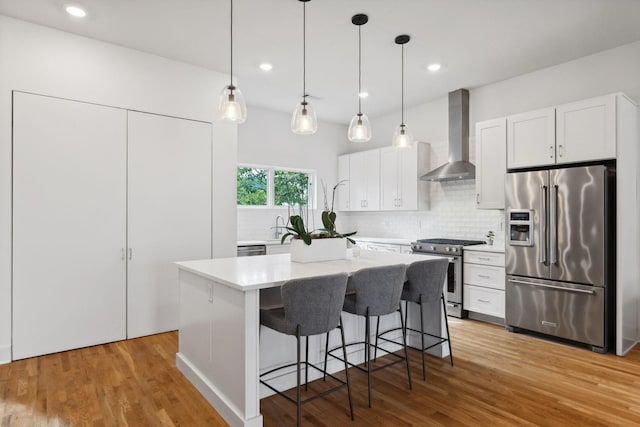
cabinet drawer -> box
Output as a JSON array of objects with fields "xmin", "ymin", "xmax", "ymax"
[
  {"xmin": 464, "ymin": 285, "xmax": 505, "ymax": 318},
  {"xmin": 464, "ymin": 250, "xmax": 504, "ymax": 266},
  {"xmin": 463, "ymin": 264, "xmax": 505, "ymax": 290},
  {"xmin": 365, "ymin": 243, "xmax": 400, "ymax": 253}
]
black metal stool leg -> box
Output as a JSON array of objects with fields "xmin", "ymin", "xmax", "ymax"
[
  {"xmin": 374, "ymin": 316, "xmax": 380, "ymax": 360},
  {"xmin": 339, "ymin": 316, "xmax": 354, "ymax": 421},
  {"xmin": 442, "ymin": 295, "xmax": 454, "ymax": 366},
  {"xmin": 296, "ymin": 325, "xmax": 302, "ymax": 427},
  {"xmin": 323, "ymin": 331, "xmax": 330, "ymax": 381},
  {"xmin": 366, "ymin": 312, "xmax": 372, "ymax": 408},
  {"xmin": 305, "ymin": 335, "xmax": 310, "ymax": 390},
  {"xmin": 399, "ymin": 303, "xmax": 412, "ymax": 390},
  {"xmin": 420, "ymin": 299, "xmax": 426, "ymax": 380}
]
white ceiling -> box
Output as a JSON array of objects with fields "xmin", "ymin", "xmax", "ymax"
[{"xmin": 2, "ymin": 0, "xmax": 640, "ymax": 124}]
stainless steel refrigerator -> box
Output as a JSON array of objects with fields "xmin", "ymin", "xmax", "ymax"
[{"xmin": 505, "ymin": 164, "xmax": 615, "ymax": 352}]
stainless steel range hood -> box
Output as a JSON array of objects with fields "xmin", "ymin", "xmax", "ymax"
[{"xmin": 420, "ymin": 89, "xmax": 475, "ymax": 182}]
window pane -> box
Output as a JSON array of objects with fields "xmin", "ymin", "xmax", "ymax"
[
  {"xmin": 274, "ymin": 170, "xmax": 309, "ymax": 206},
  {"xmin": 237, "ymin": 167, "xmax": 267, "ymax": 206}
]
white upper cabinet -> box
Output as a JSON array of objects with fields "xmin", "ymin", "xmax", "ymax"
[
  {"xmin": 348, "ymin": 150, "xmax": 380, "ymax": 211},
  {"xmin": 507, "ymin": 107, "xmax": 556, "ymax": 169},
  {"xmin": 506, "ymin": 94, "xmax": 623, "ymax": 170},
  {"xmin": 339, "ymin": 142, "xmax": 429, "ymax": 212},
  {"xmin": 475, "ymin": 118, "xmax": 507, "ymax": 209},
  {"xmin": 555, "ymin": 94, "xmax": 616, "ymax": 164},
  {"xmin": 336, "ymin": 155, "xmax": 350, "ymax": 211},
  {"xmin": 380, "ymin": 145, "xmax": 418, "ymax": 211}
]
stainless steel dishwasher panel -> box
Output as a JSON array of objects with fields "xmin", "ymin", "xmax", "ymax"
[{"xmin": 237, "ymin": 244, "xmax": 266, "ymax": 257}]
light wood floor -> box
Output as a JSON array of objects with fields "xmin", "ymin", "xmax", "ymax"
[{"xmin": 2, "ymin": 319, "xmax": 640, "ymax": 426}]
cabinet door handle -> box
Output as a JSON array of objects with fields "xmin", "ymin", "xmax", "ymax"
[
  {"xmin": 397, "ymin": 198, "xmax": 402, "ymax": 207},
  {"xmin": 558, "ymin": 144, "xmax": 564, "ymax": 157},
  {"xmin": 476, "ymin": 193, "xmax": 480, "ymax": 204},
  {"xmin": 478, "ymin": 257, "xmax": 492, "ymax": 261},
  {"xmin": 208, "ymin": 284, "xmax": 214, "ymax": 303},
  {"xmin": 549, "ymin": 146, "xmax": 554, "ymax": 159},
  {"xmin": 478, "ymin": 274, "xmax": 492, "ymax": 279},
  {"xmin": 477, "ymin": 299, "xmax": 491, "ymax": 303},
  {"xmin": 128, "ymin": 248, "xmax": 132, "ymax": 260}
]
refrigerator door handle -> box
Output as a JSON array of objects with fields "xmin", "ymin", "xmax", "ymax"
[
  {"xmin": 539, "ymin": 185, "xmax": 547, "ymax": 264},
  {"xmin": 508, "ymin": 278, "xmax": 595, "ymax": 295},
  {"xmin": 550, "ymin": 184, "xmax": 558, "ymax": 265}
]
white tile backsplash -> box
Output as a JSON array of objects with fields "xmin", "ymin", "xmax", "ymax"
[{"xmin": 340, "ymin": 180, "xmax": 505, "ymax": 245}]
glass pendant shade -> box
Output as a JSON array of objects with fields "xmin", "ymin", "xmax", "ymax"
[
  {"xmin": 392, "ymin": 124, "xmax": 414, "ymax": 148},
  {"xmin": 291, "ymin": 101, "xmax": 318, "ymax": 135},
  {"xmin": 348, "ymin": 113, "xmax": 372, "ymax": 142},
  {"xmin": 218, "ymin": 85, "xmax": 247, "ymax": 123}
]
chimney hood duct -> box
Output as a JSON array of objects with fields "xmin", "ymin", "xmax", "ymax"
[{"xmin": 420, "ymin": 89, "xmax": 476, "ymax": 182}]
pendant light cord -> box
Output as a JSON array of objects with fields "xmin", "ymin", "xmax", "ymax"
[
  {"xmin": 302, "ymin": 1, "xmax": 306, "ymax": 102},
  {"xmin": 358, "ymin": 24, "xmax": 362, "ymax": 114},
  {"xmin": 229, "ymin": 0, "xmax": 234, "ymax": 87},
  {"xmin": 401, "ymin": 43, "xmax": 404, "ymax": 126}
]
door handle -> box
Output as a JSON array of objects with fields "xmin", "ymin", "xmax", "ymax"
[
  {"xmin": 478, "ymin": 274, "xmax": 492, "ymax": 279},
  {"xmin": 550, "ymin": 184, "xmax": 558, "ymax": 265},
  {"xmin": 539, "ymin": 185, "xmax": 547, "ymax": 264},
  {"xmin": 128, "ymin": 248, "xmax": 132, "ymax": 260},
  {"xmin": 549, "ymin": 146, "xmax": 554, "ymax": 159},
  {"xmin": 508, "ymin": 279, "xmax": 595, "ymax": 295}
]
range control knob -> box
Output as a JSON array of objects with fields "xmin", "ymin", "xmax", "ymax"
[
  {"xmin": 451, "ymin": 247, "xmax": 458, "ymax": 253},
  {"xmin": 430, "ymin": 246, "xmax": 436, "ymax": 251},
  {"xmin": 444, "ymin": 247, "xmax": 451, "ymax": 252}
]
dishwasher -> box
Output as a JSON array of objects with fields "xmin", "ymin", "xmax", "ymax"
[{"xmin": 237, "ymin": 244, "xmax": 266, "ymax": 257}]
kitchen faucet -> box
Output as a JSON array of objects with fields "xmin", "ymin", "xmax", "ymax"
[{"xmin": 273, "ymin": 215, "xmax": 286, "ymax": 239}]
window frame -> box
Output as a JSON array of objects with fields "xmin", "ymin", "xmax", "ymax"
[{"xmin": 237, "ymin": 163, "xmax": 316, "ymax": 209}]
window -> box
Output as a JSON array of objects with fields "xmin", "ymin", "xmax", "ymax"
[
  {"xmin": 237, "ymin": 167, "xmax": 268, "ymax": 206},
  {"xmin": 237, "ymin": 165, "xmax": 315, "ymax": 208}
]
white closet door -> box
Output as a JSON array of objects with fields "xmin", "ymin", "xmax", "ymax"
[
  {"xmin": 13, "ymin": 93, "xmax": 127, "ymax": 360},
  {"xmin": 127, "ymin": 111, "xmax": 212, "ymax": 338}
]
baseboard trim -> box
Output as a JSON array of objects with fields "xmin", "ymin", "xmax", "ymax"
[
  {"xmin": 0, "ymin": 344, "xmax": 11, "ymax": 364},
  {"xmin": 176, "ymin": 352, "xmax": 262, "ymax": 427}
]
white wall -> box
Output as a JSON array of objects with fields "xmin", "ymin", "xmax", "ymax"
[
  {"xmin": 0, "ymin": 16, "xmax": 237, "ymax": 363},
  {"xmin": 237, "ymin": 106, "xmax": 348, "ymax": 241},
  {"xmin": 337, "ymin": 39, "xmax": 640, "ymax": 244}
]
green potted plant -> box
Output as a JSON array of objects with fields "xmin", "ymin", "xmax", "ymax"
[
  {"xmin": 485, "ymin": 230, "xmax": 495, "ymax": 245},
  {"xmin": 281, "ymin": 180, "xmax": 357, "ymax": 262}
]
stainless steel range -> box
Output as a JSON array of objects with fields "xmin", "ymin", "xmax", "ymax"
[{"xmin": 410, "ymin": 238, "xmax": 485, "ymax": 318}]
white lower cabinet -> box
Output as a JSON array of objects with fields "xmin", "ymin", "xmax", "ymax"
[
  {"xmin": 364, "ymin": 242, "xmax": 401, "ymax": 253},
  {"xmin": 463, "ymin": 249, "xmax": 505, "ymax": 321},
  {"xmin": 12, "ymin": 93, "xmax": 212, "ymax": 358}
]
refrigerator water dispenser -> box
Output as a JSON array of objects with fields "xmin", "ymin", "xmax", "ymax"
[{"xmin": 508, "ymin": 209, "xmax": 534, "ymax": 246}]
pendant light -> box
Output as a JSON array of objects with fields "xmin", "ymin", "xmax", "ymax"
[
  {"xmin": 218, "ymin": 0, "xmax": 247, "ymax": 123},
  {"xmin": 347, "ymin": 14, "xmax": 372, "ymax": 143},
  {"xmin": 291, "ymin": 0, "xmax": 318, "ymax": 135},
  {"xmin": 392, "ymin": 35, "xmax": 414, "ymax": 148}
]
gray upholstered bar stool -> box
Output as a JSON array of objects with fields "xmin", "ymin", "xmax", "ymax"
[
  {"xmin": 387, "ymin": 258, "xmax": 452, "ymax": 380},
  {"xmin": 259, "ymin": 273, "xmax": 354, "ymax": 427},
  {"xmin": 326, "ymin": 264, "xmax": 411, "ymax": 408}
]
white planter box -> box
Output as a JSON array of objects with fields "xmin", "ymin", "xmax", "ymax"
[{"xmin": 290, "ymin": 238, "xmax": 347, "ymax": 263}]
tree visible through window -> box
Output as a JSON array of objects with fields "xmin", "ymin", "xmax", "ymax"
[
  {"xmin": 274, "ymin": 170, "xmax": 309, "ymax": 206},
  {"xmin": 237, "ymin": 167, "xmax": 267, "ymax": 206},
  {"xmin": 237, "ymin": 165, "xmax": 314, "ymax": 208}
]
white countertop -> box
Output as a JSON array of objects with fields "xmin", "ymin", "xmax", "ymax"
[
  {"xmin": 463, "ymin": 243, "xmax": 505, "ymax": 253},
  {"xmin": 176, "ymin": 250, "xmax": 442, "ymax": 291},
  {"xmin": 354, "ymin": 236, "xmax": 413, "ymax": 245}
]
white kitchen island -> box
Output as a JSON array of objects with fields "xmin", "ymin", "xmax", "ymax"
[{"xmin": 175, "ymin": 250, "xmax": 445, "ymax": 427}]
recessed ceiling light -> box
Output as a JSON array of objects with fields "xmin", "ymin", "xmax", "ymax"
[
  {"xmin": 259, "ymin": 63, "xmax": 273, "ymax": 71},
  {"xmin": 65, "ymin": 5, "xmax": 87, "ymax": 18},
  {"xmin": 427, "ymin": 63, "xmax": 441, "ymax": 72},
  {"xmin": 358, "ymin": 91, "xmax": 369, "ymax": 98}
]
